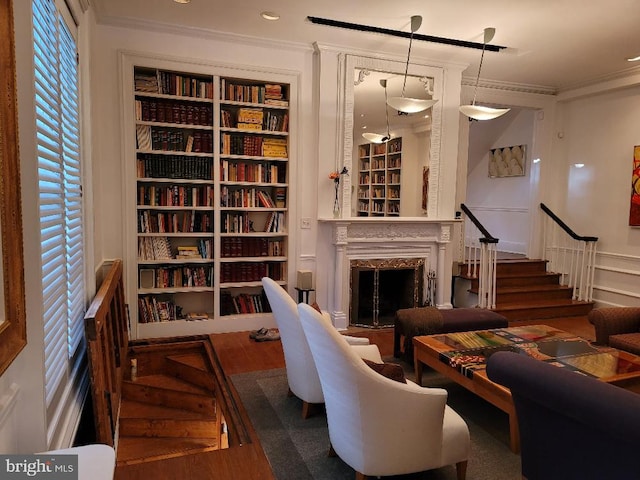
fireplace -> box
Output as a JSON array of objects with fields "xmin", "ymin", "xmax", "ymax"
[
  {"xmin": 350, "ymin": 258, "xmax": 424, "ymax": 327},
  {"xmin": 318, "ymin": 217, "xmax": 456, "ymax": 330}
]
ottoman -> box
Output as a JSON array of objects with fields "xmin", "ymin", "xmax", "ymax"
[{"xmin": 394, "ymin": 307, "xmax": 509, "ymax": 360}]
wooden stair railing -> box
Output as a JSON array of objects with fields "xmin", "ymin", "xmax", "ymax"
[
  {"xmin": 540, "ymin": 203, "xmax": 598, "ymax": 302},
  {"xmin": 84, "ymin": 259, "xmax": 129, "ymax": 447},
  {"xmin": 460, "ymin": 203, "xmax": 499, "ymax": 309}
]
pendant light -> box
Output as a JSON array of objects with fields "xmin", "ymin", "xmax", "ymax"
[
  {"xmin": 386, "ymin": 15, "xmax": 438, "ymax": 114},
  {"xmin": 362, "ymin": 79, "xmax": 392, "ymax": 144},
  {"xmin": 459, "ymin": 27, "xmax": 510, "ymax": 121}
]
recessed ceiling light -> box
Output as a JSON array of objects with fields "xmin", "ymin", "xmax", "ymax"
[
  {"xmin": 574, "ymin": 163, "xmax": 585, "ymax": 168},
  {"xmin": 261, "ymin": 11, "xmax": 280, "ymax": 21},
  {"xmin": 173, "ymin": 0, "xmax": 190, "ymax": 3},
  {"xmin": 627, "ymin": 55, "xmax": 640, "ymax": 62}
]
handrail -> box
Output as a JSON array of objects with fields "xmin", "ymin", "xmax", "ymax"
[
  {"xmin": 460, "ymin": 203, "xmax": 499, "ymax": 309},
  {"xmin": 540, "ymin": 203, "xmax": 597, "ymax": 302},
  {"xmin": 540, "ymin": 203, "xmax": 598, "ymax": 242},
  {"xmin": 460, "ymin": 203, "xmax": 499, "ymax": 243}
]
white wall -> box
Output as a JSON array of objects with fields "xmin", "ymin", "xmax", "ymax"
[
  {"xmin": 465, "ymin": 109, "xmax": 536, "ymax": 253},
  {"xmin": 552, "ymin": 85, "xmax": 640, "ymax": 306}
]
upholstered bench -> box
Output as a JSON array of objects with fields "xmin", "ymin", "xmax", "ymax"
[{"xmin": 394, "ymin": 307, "xmax": 509, "ymax": 360}]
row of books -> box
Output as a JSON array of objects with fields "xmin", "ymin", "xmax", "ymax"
[
  {"xmin": 137, "ymin": 154, "xmax": 212, "ymax": 180},
  {"xmin": 220, "ymin": 134, "xmax": 288, "ymax": 158},
  {"xmin": 138, "ymin": 236, "xmax": 172, "ymax": 260},
  {"xmin": 138, "ymin": 184, "xmax": 213, "ymax": 207},
  {"xmin": 137, "ymin": 237, "xmax": 213, "ymax": 261},
  {"xmin": 220, "ymin": 109, "xmax": 288, "ymax": 132},
  {"xmin": 138, "ymin": 210, "xmax": 212, "ymax": 233},
  {"xmin": 220, "ymin": 290, "xmax": 272, "ymax": 316},
  {"xmin": 136, "ymin": 99, "xmax": 212, "ymax": 126},
  {"xmin": 135, "ymin": 70, "xmax": 214, "ymax": 99},
  {"xmin": 138, "ymin": 296, "xmax": 178, "ymax": 323},
  {"xmin": 221, "ymin": 133, "xmax": 262, "ymax": 157},
  {"xmin": 220, "ymin": 160, "xmax": 285, "ymax": 184},
  {"xmin": 220, "ymin": 80, "xmax": 288, "ymax": 106},
  {"xmin": 220, "ymin": 211, "xmax": 285, "ymax": 233},
  {"xmin": 221, "ymin": 237, "xmax": 284, "ymax": 258},
  {"xmin": 136, "ymin": 126, "xmax": 214, "ymax": 154},
  {"xmin": 220, "ymin": 261, "xmax": 285, "ymax": 283},
  {"xmin": 142, "ymin": 265, "xmax": 213, "ymax": 289},
  {"xmin": 220, "ymin": 187, "xmax": 276, "ymax": 208}
]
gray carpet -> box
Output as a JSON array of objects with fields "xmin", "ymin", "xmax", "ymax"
[{"xmin": 231, "ymin": 364, "xmax": 521, "ymax": 479}]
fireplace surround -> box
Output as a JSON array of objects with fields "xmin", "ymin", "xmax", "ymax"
[{"xmin": 319, "ymin": 217, "xmax": 457, "ymax": 330}]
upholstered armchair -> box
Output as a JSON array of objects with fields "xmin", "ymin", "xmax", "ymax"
[
  {"xmin": 261, "ymin": 277, "xmax": 382, "ymax": 418},
  {"xmin": 588, "ymin": 307, "xmax": 640, "ymax": 355},
  {"xmin": 487, "ymin": 350, "xmax": 640, "ymax": 480},
  {"xmin": 297, "ymin": 303, "xmax": 470, "ymax": 480}
]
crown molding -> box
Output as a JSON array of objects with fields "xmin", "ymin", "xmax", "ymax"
[
  {"xmin": 559, "ymin": 64, "xmax": 640, "ymax": 92},
  {"xmin": 95, "ymin": 14, "xmax": 314, "ymax": 53},
  {"xmin": 313, "ymin": 42, "xmax": 468, "ymax": 73},
  {"xmin": 461, "ymin": 76, "xmax": 557, "ymax": 96}
]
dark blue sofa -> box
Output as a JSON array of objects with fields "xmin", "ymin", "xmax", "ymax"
[{"xmin": 486, "ymin": 350, "xmax": 640, "ymax": 480}]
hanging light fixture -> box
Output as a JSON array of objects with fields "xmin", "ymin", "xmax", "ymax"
[
  {"xmin": 362, "ymin": 79, "xmax": 392, "ymax": 144},
  {"xmin": 386, "ymin": 15, "xmax": 438, "ymax": 114},
  {"xmin": 459, "ymin": 27, "xmax": 510, "ymax": 121}
]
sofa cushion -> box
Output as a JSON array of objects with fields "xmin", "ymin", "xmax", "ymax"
[
  {"xmin": 609, "ymin": 333, "xmax": 640, "ymax": 356},
  {"xmin": 363, "ymin": 359, "xmax": 407, "ymax": 383}
]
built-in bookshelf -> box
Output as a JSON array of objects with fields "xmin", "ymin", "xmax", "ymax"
[
  {"xmin": 357, "ymin": 137, "xmax": 402, "ymax": 216},
  {"xmin": 126, "ymin": 59, "xmax": 292, "ymax": 339},
  {"xmin": 219, "ymin": 77, "xmax": 288, "ymax": 317}
]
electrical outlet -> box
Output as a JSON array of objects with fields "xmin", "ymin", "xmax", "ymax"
[{"xmin": 301, "ymin": 217, "xmax": 311, "ymax": 229}]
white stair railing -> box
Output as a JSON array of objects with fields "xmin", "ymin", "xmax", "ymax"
[
  {"xmin": 461, "ymin": 204, "xmax": 499, "ymax": 309},
  {"xmin": 540, "ymin": 203, "xmax": 598, "ymax": 302}
]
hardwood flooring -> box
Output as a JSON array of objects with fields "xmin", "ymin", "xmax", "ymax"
[{"xmin": 115, "ymin": 315, "xmax": 594, "ymax": 480}]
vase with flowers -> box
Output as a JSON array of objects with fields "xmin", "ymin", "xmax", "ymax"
[{"xmin": 329, "ymin": 166, "xmax": 349, "ymax": 217}]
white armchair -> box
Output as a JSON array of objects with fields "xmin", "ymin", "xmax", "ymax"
[
  {"xmin": 261, "ymin": 277, "xmax": 381, "ymax": 418},
  {"xmin": 297, "ymin": 302, "xmax": 470, "ymax": 480}
]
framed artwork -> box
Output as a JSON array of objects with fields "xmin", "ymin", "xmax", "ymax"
[
  {"xmin": 0, "ymin": 0, "xmax": 27, "ymax": 376},
  {"xmin": 630, "ymin": 145, "xmax": 640, "ymax": 226},
  {"xmin": 489, "ymin": 145, "xmax": 526, "ymax": 178},
  {"xmin": 422, "ymin": 166, "xmax": 429, "ymax": 210}
]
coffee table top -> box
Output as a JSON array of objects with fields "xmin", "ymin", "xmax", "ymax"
[{"xmin": 414, "ymin": 324, "xmax": 640, "ymax": 382}]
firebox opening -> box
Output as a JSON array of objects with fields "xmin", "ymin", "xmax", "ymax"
[{"xmin": 350, "ymin": 258, "xmax": 424, "ymax": 328}]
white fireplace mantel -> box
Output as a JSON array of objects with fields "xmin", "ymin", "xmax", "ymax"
[{"xmin": 318, "ymin": 217, "xmax": 459, "ymax": 329}]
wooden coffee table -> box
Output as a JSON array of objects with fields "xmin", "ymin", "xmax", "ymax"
[{"xmin": 413, "ymin": 324, "xmax": 640, "ymax": 453}]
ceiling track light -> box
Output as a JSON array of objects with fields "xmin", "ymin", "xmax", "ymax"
[
  {"xmin": 386, "ymin": 15, "xmax": 438, "ymax": 114},
  {"xmin": 363, "ymin": 79, "xmax": 392, "ymax": 144},
  {"xmin": 459, "ymin": 27, "xmax": 510, "ymax": 121}
]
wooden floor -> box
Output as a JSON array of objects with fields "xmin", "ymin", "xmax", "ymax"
[{"xmin": 115, "ymin": 315, "xmax": 594, "ymax": 480}]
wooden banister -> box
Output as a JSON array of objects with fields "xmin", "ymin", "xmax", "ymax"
[{"xmin": 84, "ymin": 259, "xmax": 129, "ymax": 447}]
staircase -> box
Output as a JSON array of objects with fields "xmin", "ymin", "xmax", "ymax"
[
  {"xmin": 461, "ymin": 258, "xmax": 594, "ymax": 322},
  {"xmin": 117, "ymin": 347, "xmax": 228, "ymax": 466}
]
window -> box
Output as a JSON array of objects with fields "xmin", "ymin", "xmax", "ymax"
[{"xmin": 33, "ymin": 0, "xmax": 85, "ymax": 407}]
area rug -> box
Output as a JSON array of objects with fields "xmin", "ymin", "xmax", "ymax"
[{"xmin": 230, "ymin": 366, "xmax": 521, "ymax": 479}]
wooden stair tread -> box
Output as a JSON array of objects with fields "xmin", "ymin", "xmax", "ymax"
[
  {"xmin": 128, "ymin": 374, "xmax": 211, "ymax": 395},
  {"xmin": 494, "ymin": 299, "xmax": 593, "ymax": 310},
  {"xmin": 116, "ymin": 436, "xmax": 221, "ymax": 466},
  {"xmin": 120, "ymin": 399, "xmax": 214, "ymax": 420},
  {"xmin": 481, "ymin": 285, "xmax": 573, "ymax": 294},
  {"xmin": 166, "ymin": 353, "xmax": 209, "ymax": 371}
]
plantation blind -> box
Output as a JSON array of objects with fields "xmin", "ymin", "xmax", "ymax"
[{"xmin": 33, "ymin": 0, "xmax": 84, "ymax": 406}]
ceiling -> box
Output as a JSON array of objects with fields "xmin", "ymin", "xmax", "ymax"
[{"xmin": 93, "ymin": 0, "xmax": 640, "ymax": 91}]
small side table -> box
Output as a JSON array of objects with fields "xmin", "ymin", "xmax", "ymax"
[{"xmin": 294, "ymin": 288, "xmax": 315, "ymax": 304}]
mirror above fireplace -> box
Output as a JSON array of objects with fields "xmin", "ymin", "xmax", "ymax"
[{"xmin": 340, "ymin": 55, "xmax": 444, "ymax": 219}]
